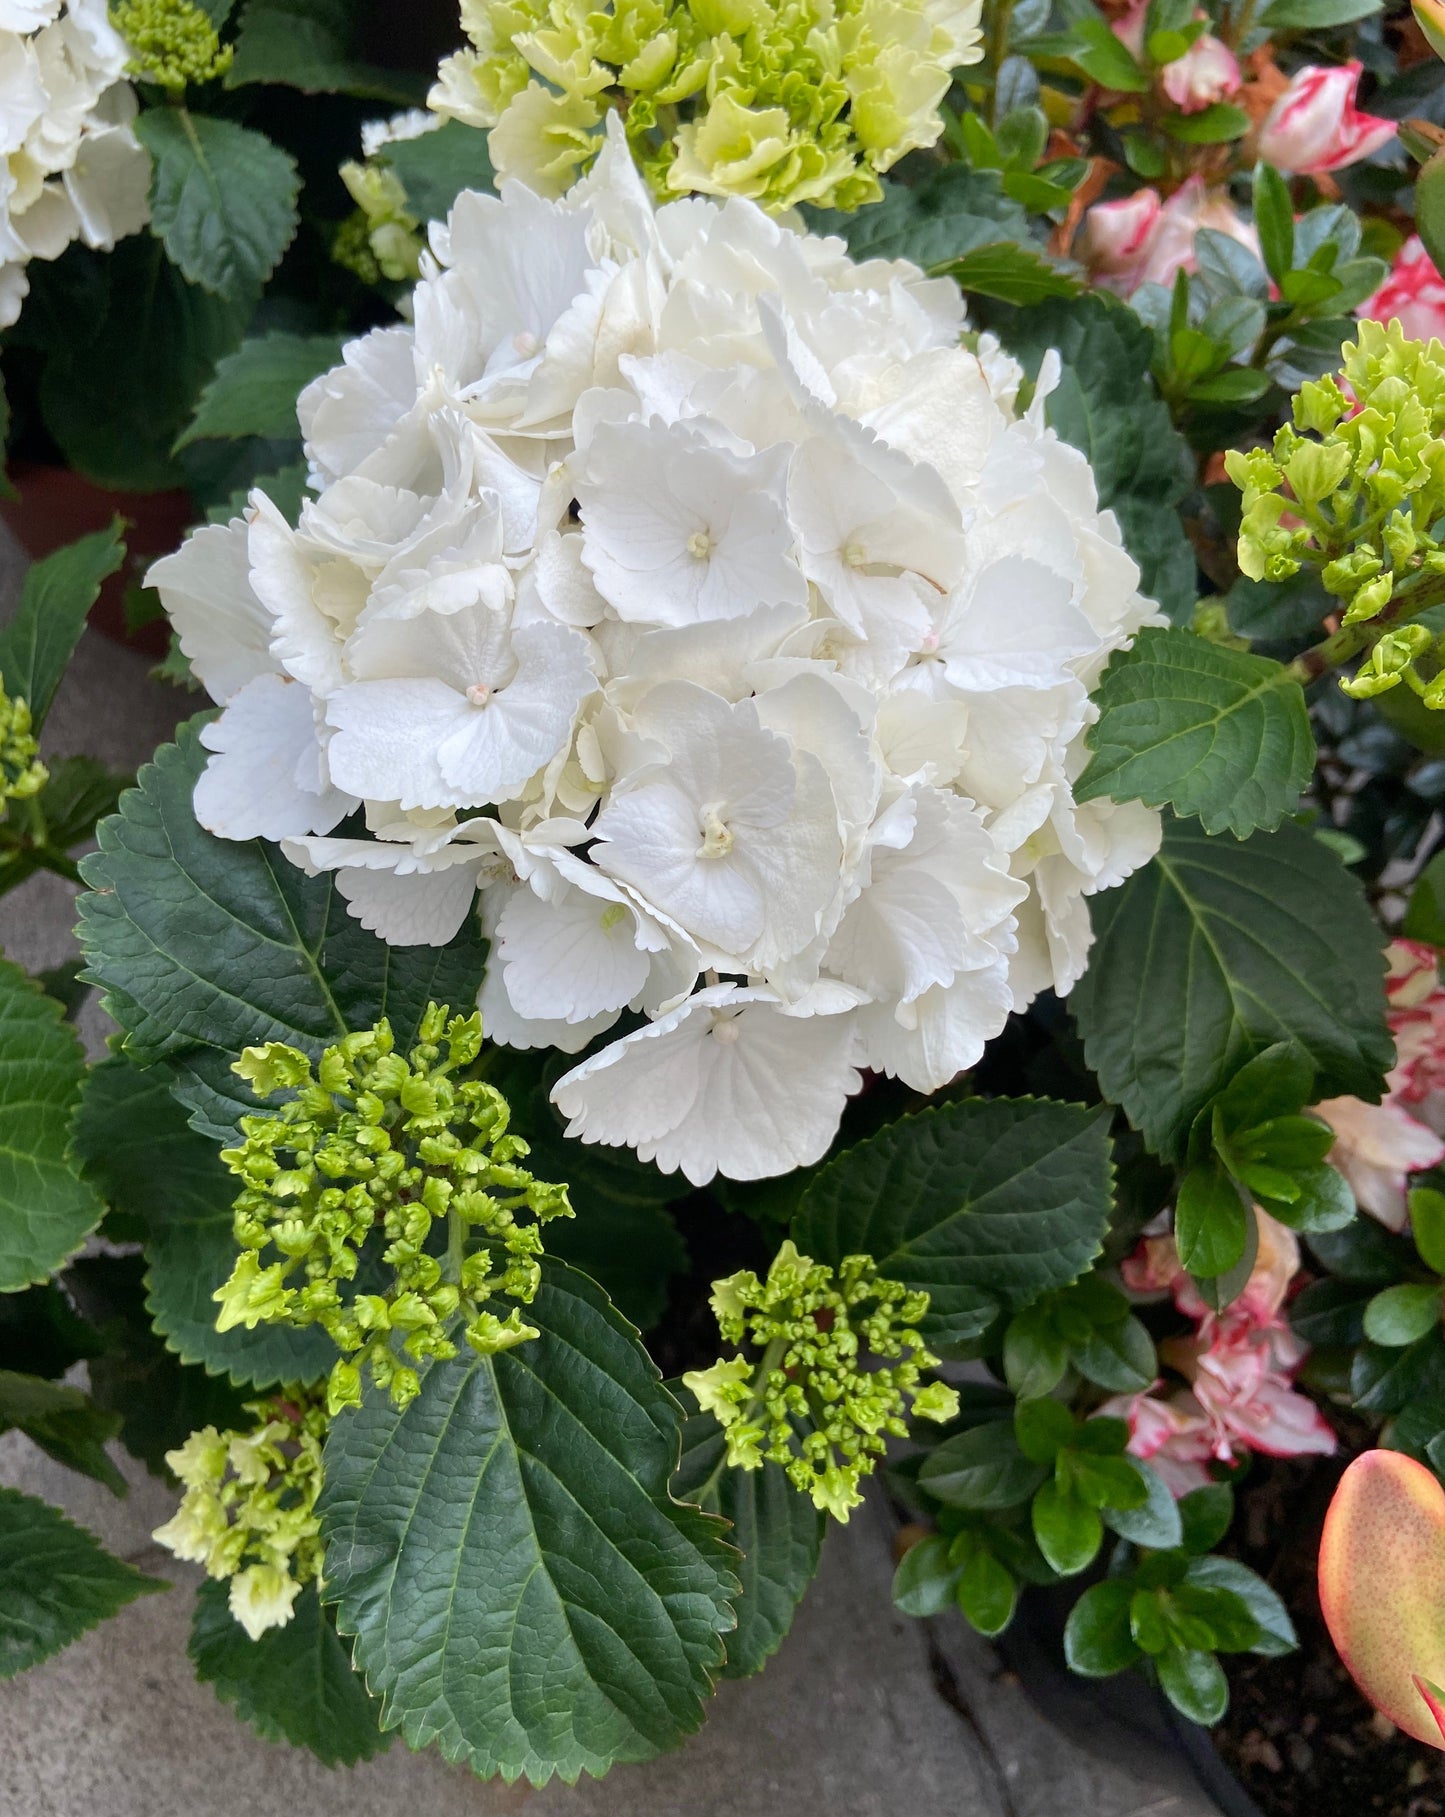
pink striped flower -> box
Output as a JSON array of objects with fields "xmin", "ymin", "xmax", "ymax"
[{"xmin": 1258, "ymin": 61, "xmax": 1396, "ymax": 175}]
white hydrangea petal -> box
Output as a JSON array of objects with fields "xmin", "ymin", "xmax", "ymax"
[
  {"xmin": 195, "ymin": 674, "xmax": 356, "ymax": 842},
  {"xmin": 495, "ymin": 879, "xmax": 652, "ymax": 1023},
  {"xmin": 551, "ymin": 987, "xmax": 863, "ymax": 1185},
  {"xmin": 281, "ymin": 835, "xmax": 483, "ymax": 946},
  {"xmin": 325, "ymin": 678, "xmax": 466, "ymax": 810},
  {"xmin": 148, "ymin": 520, "xmax": 274, "ymax": 704},
  {"xmin": 856, "ymin": 961, "xmax": 1014, "ymax": 1093},
  {"xmin": 479, "ymin": 958, "xmax": 619, "ymax": 1054}
]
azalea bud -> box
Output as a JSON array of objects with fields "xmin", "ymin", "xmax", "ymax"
[
  {"xmin": 1161, "ymin": 33, "xmax": 1241, "ymax": 116},
  {"xmin": 1259, "ymin": 61, "xmax": 1396, "ymax": 175},
  {"xmin": 1361, "ymin": 236, "xmax": 1445, "ymax": 345},
  {"xmin": 1077, "ymin": 189, "xmax": 1162, "ymax": 292}
]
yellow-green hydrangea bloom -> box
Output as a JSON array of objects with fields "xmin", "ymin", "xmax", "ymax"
[{"xmin": 429, "ymin": 0, "xmax": 984, "ymax": 210}]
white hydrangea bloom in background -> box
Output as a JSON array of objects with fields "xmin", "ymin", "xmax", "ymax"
[
  {"xmin": 152, "ymin": 119, "xmax": 1162, "ymax": 1187},
  {"xmin": 0, "ymin": 0, "xmax": 149, "ymax": 325}
]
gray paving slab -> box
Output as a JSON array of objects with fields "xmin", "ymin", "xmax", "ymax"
[{"xmin": 0, "ymin": 520, "xmax": 1221, "ymax": 1816}]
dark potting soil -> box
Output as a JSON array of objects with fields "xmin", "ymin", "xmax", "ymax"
[{"xmin": 1210, "ymin": 1450, "xmax": 1445, "ymax": 1817}]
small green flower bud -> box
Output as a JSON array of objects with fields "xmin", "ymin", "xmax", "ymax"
[{"xmin": 112, "ymin": 0, "xmax": 234, "ymax": 90}]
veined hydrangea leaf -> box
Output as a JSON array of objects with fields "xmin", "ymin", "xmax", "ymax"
[
  {"xmin": 0, "ymin": 960, "xmax": 104, "ymax": 1293},
  {"xmin": 177, "ymin": 331, "xmax": 345, "ymax": 448},
  {"xmin": 319, "ymin": 1264, "xmax": 737, "ymax": 1784},
  {"xmin": 0, "ymin": 1488, "xmax": 161, "ymax": 1678},
  {"xmin": 791, "ymin": 1097, "xmax": 1114, "ymax": 1346},
  {"xmin": 71, "ymin": 1059, "xmax": 333, "ymax": 1389},
  {"xmin": 190, "ymin": 1579, "xmax": 387, "ymax": 1765},
  {"xmin": 136, "ymin": 110, "xmax": 300, "ymax": 304},
  {"xmin": 1071, "ymin": 816, "xmax": 1392, "ymax": 1162},
  {"xmin": 673, "ymin": 1392, "xmax": 824, "ymax": 1679},
  {"xmin": 77, "ymin": 720, "xmax": 488, "ymax": 1141},
  {"xmin": 1076, "ymin": 626, "xmax": 1315, "ymax": 836}
]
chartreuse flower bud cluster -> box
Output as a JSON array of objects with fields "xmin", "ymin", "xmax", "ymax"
[
  {"xmin": 429, "ymin": 0, "xmax": 984, "ymax": 211},
  {"xmin": 213, "ymin": 1005, "xmax": 573, "ymax": 1416},
  {"xmin": 111, "ymin": 0, "xmax": 234, "ymax": 90},
  {"xmin": 151, "ymin": 1390, "xmax": 326, "ymax": 1641},
  {"xmin": 335, "ymin": 161, "xmax": 425, "ymax": 287},
  {"xmin": 1227, "ymin": 321, "xmax": 1445, "ymax": 705},
  {"xmin": 0, "ymin": 686, "xmax": 45, "ymax": 818},
  {"xmin": 683, "ymin": 1241, "xmax": 959, "ymax": 1522}
]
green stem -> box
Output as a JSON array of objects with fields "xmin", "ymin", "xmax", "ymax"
[
  {"xmin": 1287, "ymin": 572, "xmax": 1445, "ymax": 684},
  {"xmin": 446, "ymin": 1206, "xmax": 466, "ymax": 1286}
]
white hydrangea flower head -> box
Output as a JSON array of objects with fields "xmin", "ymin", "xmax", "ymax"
[
  {"xmin": 152, "ymin": 118, "xmax": 1162, "ymax": 1187},
  {"xmin": 0, "ymin": 0, "xmax": 149, "ymax": 326}
]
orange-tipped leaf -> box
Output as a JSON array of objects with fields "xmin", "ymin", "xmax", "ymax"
[{"xmin": 1320, "ymin": 1451, "xmax": 1445, "ymax": 1748}]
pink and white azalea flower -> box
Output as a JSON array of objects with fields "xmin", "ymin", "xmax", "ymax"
[
  {"xmin": 1361, "ymin": 236, "xmax": 1445, "ymax": 345},
  {"xmin": 1079, "ymin": 177, "xmax": 1259, "ymax": 297},
  {"xmin": 1161, "ymin": 32, "xmax": 1241, "ymax": 114},
  {"xmin": 1258, "ymin": 61, "xmax": 1396, "ymax": 175},
  {"xmin": 1314, "ymin": 939, "xmax": 1445, "ymax": 1230}
]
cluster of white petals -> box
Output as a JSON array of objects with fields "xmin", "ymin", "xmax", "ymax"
[
  {"xmin": 0, "ymin": 0, "xmax": 149, "ymax": 326},
  {"xmin": 154, "ymin": 120, "xmax": 1161, "ymax": 1187}
]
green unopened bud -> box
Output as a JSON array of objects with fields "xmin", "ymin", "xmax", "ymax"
[
  {"xmin": 1343, "ymin": 573, "xmax": 1395, "ymax": 626},
  {"xmin": 214, "ymin": 1004, "xmax": 571, "ymax": 1411},
  {"xmin": 1284, "ymin": 440, "xmax": 1352, "ymax": 506},
  {"xmin": 112, "ymin": 0, "xmax": 233, "ymax": 89},
  {"xmin": 0, "ymin": 686, "xmax": 45, "ymax": 814},
  {"xmin": 686, "ymin": 1241, "xmax": 954, "ymax": 1524}
]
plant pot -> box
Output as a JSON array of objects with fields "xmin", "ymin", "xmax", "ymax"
[
  {"xmin": 0, "ymin": 462, "xmax": 191, "ymax": 657},
  {"xmin": 995, "ymin": 1581, "xmax": 1260, "ymax": 1817}
]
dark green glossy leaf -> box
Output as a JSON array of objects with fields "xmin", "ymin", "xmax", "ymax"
[{"xmin": 0, "ymin": 525, "xmax": 124, "ymax": 729}]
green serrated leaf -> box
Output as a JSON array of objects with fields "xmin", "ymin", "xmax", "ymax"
[
  {"xmin": 1077, "ymin": 628, "xmax": 1314, "ymax": 836},
  {"xmin": 190, "ymin": 1579, "xmax": 387, "ymax": 1764},
  {"xmin": 0, "ymin": 525, "xmax": 124, "ymax": 730},
  {"xmin": 674, "ymin": 1397, "xmax": 823, "ymax": 1678},
  {"xmin": 77, "ymin": 720, "xmax": 488, "ymax": 1140},
  {"xmin": 0, "ymin": 960, "xmax": 104, "ymax": 1293},
  {"xmin": 36, "ymin": 237, "xmax": 248, "ymax": 491},
  {"xmin": 36, "ymin": 757, "xmax": 130, "ymax": 852},
  {"xmin": 226, "ymin": 0, "xmax": 425, "ymax": 101},
  {"xmin": 792, "ymin": 1097, "xmax": 1113, "ymax": 1351},
  {"xmin": 381, "ymin": 120, "xmax": 497, "ymax": 223},
  {"xmin": 320, "ymin": 1264, "xmax": 737, "ymax": 1784},
  {"xmin": 71, "ymin": 1059, "xmax": 334, "ymax": 1389},
  {"xmin": 178, "ymin": 331, "xmax": 344, "ymax": 449},
  {"xmin": 0, "ymin": 1370, "xmax": 124, "ymax": 1493},
  {"xmin": 807, "ymin": 167, "xmax": 1037, "ymax": 269},
  {"xmin": 137, "ymin": 109, "xmax": 300, "ymax": 305},
  {"xmin": 63, "ymin": 1254, "xmax": 252, "ymax": 1477},
  {"xmin": 940, "ymin": 242, "xmax": 1082, "ymax": 305},
  {"xmin": 1071, "ymin": 817, "xmax": 1391, "ymax": 1161},
  {"xmin": 0, "ymin": 1487, "xmax": 161, "ymax": 1677}
]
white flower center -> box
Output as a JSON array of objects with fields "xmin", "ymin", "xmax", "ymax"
[
  {"xmin": 513, "ymin": 330, "xmax": 541, "ymax": 358},
  {"xmin": 841, "ymin": 539, "xmax": 869, "ymax": 569},
  {"xmin": 465, "ymin": 681, "xmax": 493, "ymax": 707},
  {"xmin": 698, "ymin": 807, "xmax": 734, "ymax": 859},
  {"xmin": 919, "ymin": 627, "xmax": 941, "ymax": 655},
  {"xmin": 709, "ymin": 1013, "xmax": 741, "ymax": 1045},
  {"xmin": 686, "ymin": 529, "xmax": 714, "ymax": 560}
]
